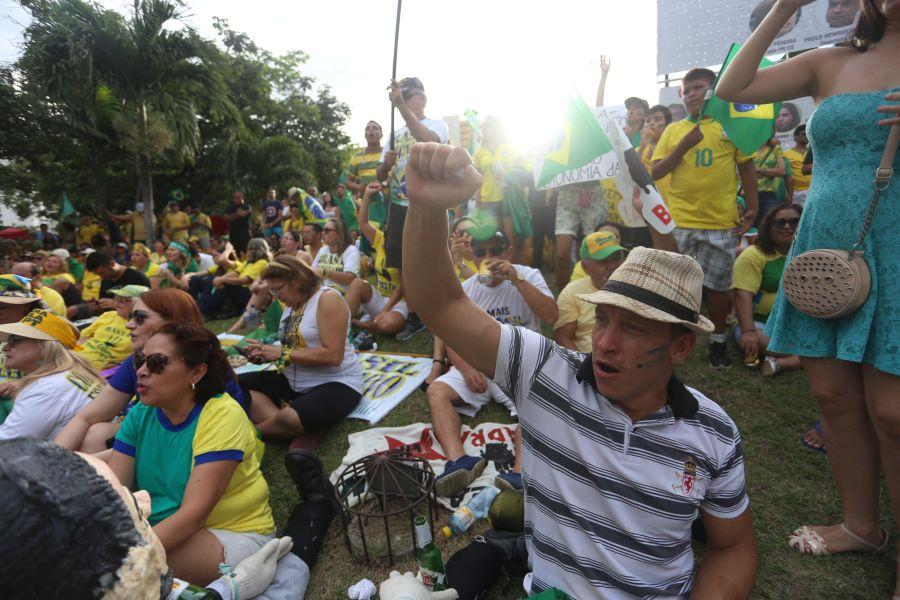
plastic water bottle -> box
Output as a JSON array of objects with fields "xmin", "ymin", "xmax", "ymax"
[{"xmin": 441, "ymin": 485, "xmax": 500, "ymax": 538}]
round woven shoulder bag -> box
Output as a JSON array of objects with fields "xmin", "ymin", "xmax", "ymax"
[{"xmin": 782, "ymin": 125, "xmax": 898, "ymax": 319}]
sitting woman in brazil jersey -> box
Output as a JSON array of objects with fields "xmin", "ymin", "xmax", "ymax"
[{"xmin": 109, "ymin": 321, "xmax": 274, "ymax": 585}]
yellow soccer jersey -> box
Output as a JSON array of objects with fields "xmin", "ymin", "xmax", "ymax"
[{"xmin": 652, "ymin": 118, "xmax": 752, "ymax": 229}]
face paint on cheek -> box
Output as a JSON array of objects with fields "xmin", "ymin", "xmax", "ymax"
[{"xmin": 635, "ymin": 345, "xmax": 668, "ymax": 369}]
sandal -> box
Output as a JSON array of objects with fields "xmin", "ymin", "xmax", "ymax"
[
  {"xmin": 788, "ymin": 523, "xmax": 890, "ymax": 556},
  {"xmin": 800, "ymin": 420, "xmax": 826, "ymax": 454}
]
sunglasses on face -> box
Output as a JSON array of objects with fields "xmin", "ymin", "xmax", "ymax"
[
  {"xmin": 5, "ymin": 334, "xmax": 31, "ymax": 347},
  {"xmin": 129, "ymin": 310, "xmax": 151, "ymax": 325},
  {"xmin": 773, "ymin": 217, "xmax": 800, "ymax": 229},
  {"xmin": 133, "ymin": 351, "xmax": 178, "ymax": 375},
  {"xmin": 473, "ymin": 246, "xmax": 505, "ymax": 258},
  {"xmin": 268, "ymin": 283, "xmax": 286, "ymax": 299}
]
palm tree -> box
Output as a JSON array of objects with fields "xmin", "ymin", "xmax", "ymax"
[{"xmin": 17, "ymin": 0, "xmax": 238, "ymax": 234}]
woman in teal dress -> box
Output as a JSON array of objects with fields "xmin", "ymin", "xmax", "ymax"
[{"xmin": 717, "ymin": 0, "xmax": 900, "ymax": 593}]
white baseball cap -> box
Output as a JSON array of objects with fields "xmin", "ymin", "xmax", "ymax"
[{"xmin": 50, "ymin": 248, "xmax": 70, "ymax": 260}]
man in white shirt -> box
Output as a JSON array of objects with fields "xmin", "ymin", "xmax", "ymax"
[
  {"xmin": 376, "ymin": 77, "xmax": 450, "ymax": 341},
  {"xmin": 430, "ymin": 228, "xmax": 557, "ymax": 497},
  {"xmin": 402, "ymin": 143, "xmax": 757, "ymax": 599}
]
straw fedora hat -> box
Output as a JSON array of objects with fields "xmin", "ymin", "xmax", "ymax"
[{"xmin": 577, "ymin": 247, "xmax": 714, "ymax": 333}]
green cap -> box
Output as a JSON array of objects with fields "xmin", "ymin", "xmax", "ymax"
[
  {"xmin": 580, "ymin": 231, "xmax": 626, "ymax": 261},
  {"xmin": 108, "ymin": 285, "xmax": 149, "ymax": 298}
]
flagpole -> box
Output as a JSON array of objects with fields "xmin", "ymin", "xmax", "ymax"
[{"xmin": 389, "ymin": 0, "xmax": 402, "ymax": 151}]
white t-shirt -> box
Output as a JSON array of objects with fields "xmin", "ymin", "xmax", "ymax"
[
  {"xmin": 380, "ymin": 117, "xmax": 450, "ymax": 207},
  {"xmin": 461, "ymin": 265, "xmax": 553, "ymax": 332},
  {"xmin": 279, "ymin": 287, "xmax": 363, "ymax": 394},
  {"xmin": 0, "ymin": 370, "xmax": 102, "ymax": 440},
  {"xmin": 312, "ymin": 245, "xmax": 361, "ymax": 294},
  {"xmin": 197, "ymin": 253, "xmax": 215, "ymax": 272}
]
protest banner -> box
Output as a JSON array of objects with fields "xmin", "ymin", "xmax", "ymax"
[
  {"xmin": 349, "ymin": 352, "xmax": 432, "ymax": 424},
  {"xmin": 657, "ymin": 0, "xmax": 860, "ymax": 76},
  {"xmin": 534, "ymin": 105, "xmax": 675, "ymax": 233},
  {"xmin": 225, "ymin": 336, "xmax": 430, "ymax": 425},
  {"xmin": 330, "ymin": 422, "xmax": 517, "ymax": 510}
]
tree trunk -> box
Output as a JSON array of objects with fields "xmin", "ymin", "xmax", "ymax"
[{"xmin": 140, "ymin": 103, "xmax": 154, "ymax": 244}]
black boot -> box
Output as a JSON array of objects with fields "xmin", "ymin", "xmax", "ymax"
[{"xmin": 284, "ymin": 448, "xmax": 337, "ymax": 507}]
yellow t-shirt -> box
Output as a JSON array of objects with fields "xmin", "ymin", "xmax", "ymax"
[
  {"xmin": 81, "ymin": 270, "xmax": 102, "ymax": 301},
  {"xmin": 372, "ymin": 226, "xmax": 400, "ymax": 298},
  {"xmin": 37, "ymin": 286, "xmax": 65, "ymax": 317},
  {"xmin": 77, "ymin": 311, "xmax": 133, "ymax": 370},
  {"xmin": 473, "ymin": 145, "xmax": 517, "ymax": 204},
  {"xmin": 600, "ymin": 179, "xmax": 624, "ymax": 224},
  {"xmin": 239, "ymin": 259, "xmax": 269, "ymax": 282},
  {"xmin": 570, "ymin": 260, "xmax": 587, "ymax": 282},
  {"xmin": 190, "ymin": 212, "xmax": 212, "ymax": 238},
  {"xmin": 150, "ymin": 252, "xmax": 164, "ymax": 265},
  {"xmin": 42, "ymin": 273, "xmax": 77, "ymax": 287},
  {"xmin": 195, "ymin": 395, "xmax": 274, "ymax": 533},
  {"xmin": 76, "ymin": 224, "xmax": 103, "ymax": 247},
  {"xmin": 554, "ymin": 276, "xmax": 599, "ymax": 353},
  {"xmin": 784, "ymin": 147, "xmax": 811, "ymax": 191},
  {"xmin": 731, "ymin": 245, "xmax": 788, "ymax": 318},
  {"xmin": 129, "ymin": 212, "xmax": 154, "ymax": 242},
  {"xmin": 163, "ymin": 211, "xmax": 191, "ymax": 243},
  {"xmin": 454, "ymin": 258, "xmax": 477, "ymax": 282},
  {"xmin": 141, "ymin": 261, "xmax": 160, "ymax": 278},
  {"xmin": 652, "ymin": 118, "xmax": 752, "ymax": 229},
  {"xmin": 282, "ymin": 217, "xmax": 304, "ymax": 233}
]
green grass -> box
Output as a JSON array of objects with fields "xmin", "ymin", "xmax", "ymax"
[{"xmin": 205, "ymin": 315, "xmax": 896, "ymax": 600}]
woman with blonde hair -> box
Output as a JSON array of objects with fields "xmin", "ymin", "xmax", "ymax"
[
  {"xmin": 130, "ymin": 243, "xmax": 162, "ymax": 288},
  {"xmin": 310, "ymin": 217, "xmax": 360, "ymax": 294},
  {"xmin": 240, "ymin": 255, "xmax": 362, "ymax": 439},
  {"xmin": 0, "ymin": 309, "xmax": 103, "ymax": 439},
  {"xmin": 41, "ymin": 250, "xmax": 82, "ymax": 306}
]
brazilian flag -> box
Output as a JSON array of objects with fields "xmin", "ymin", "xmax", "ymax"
[
  {"xmin": 537, "ymin": 95, "xmax": 614, "ymax": 188},
  {"xmin": 704, "ymin": 43, "xmax": 780, "ymax": 155}
]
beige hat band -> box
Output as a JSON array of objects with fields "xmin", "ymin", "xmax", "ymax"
[{"xmin": 601, "ymin": 280, "xmax": 700, "ymax": 325}]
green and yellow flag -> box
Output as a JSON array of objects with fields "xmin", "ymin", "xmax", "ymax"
[
  {"xmin": 703, "ymin": 43, "xmax": 780, "ymax": 155},
  {"xmin": 537, "ymin": 96, "xmax": 614, "ymax": 188}
]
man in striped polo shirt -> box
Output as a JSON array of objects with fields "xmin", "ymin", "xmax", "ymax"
[{"xmin": 402, "ymin": 143, "xmax": 757, "ymax": 599}]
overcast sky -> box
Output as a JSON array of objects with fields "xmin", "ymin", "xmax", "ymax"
[{"xmin": 1, "ymin": 0, "xmax": 661, "ymax": 151}]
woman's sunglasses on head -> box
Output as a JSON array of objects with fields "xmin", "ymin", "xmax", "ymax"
[{"xmin": 473, "ymin": 246, "xmax": 505, "ymax": 258}]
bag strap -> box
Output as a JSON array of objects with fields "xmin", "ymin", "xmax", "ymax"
[{"xmin": 853, "ymin": 124, "xmax": 900, "ymax": 254}]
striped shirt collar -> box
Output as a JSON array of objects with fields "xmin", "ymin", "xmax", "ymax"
[{"xmin": 574, "ymin": 354, "xmax": 699, "ymax": 420}]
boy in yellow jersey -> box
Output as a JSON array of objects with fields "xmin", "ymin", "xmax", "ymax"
[
  {"xmin": 783, "ymin": 124, "xmax": 811, "ymax": 205},
  {"xmin": 347, "ymin": 121, "xmax": 385, "ymax": 257},
  {"xmin": 652, "ymin": 67, "xmax": 759, "ymax": 368}
]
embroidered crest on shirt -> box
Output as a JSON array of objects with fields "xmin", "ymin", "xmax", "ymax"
[{"xmin": 673, "ymin": 456, "xmax": 698, "ymax": 496}]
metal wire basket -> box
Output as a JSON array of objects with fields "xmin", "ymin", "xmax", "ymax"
[{"xmin": 334, "ymin": 447, "xmax": 437, "ymax": 566}]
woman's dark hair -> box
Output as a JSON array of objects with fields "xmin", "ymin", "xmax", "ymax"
[
  {"xmin": 155, "ymin": 321, "xmax": 232, "ymax": 404},
  {"xmin": 141, "ymin": 288, "xmax": 203, "ymax": 324},
  {"xmin": 282, "ymin": 230, "xmax": 301, "ymax": 244},
  {"xmin": 648, "ymin": 104, "xmax": 673, "ymax": 125},
  {"xmin": 756, "ymin": 204, "xmax": 803, "ymax": 254},
  {"xmin": 0, "ymin": 438, "xmax": 149, "ymax": 598},
  {"xmin": 852, "ymin": 0, "xmax": 885, "ymax": 51}
]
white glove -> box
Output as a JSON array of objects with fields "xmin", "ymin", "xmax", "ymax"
[
  {"xmin": 378, "ymin": 571, "xmax": 458, "ymax": 600},
  {"xmin": 233, "ymin": 536, "xmax": 294, "ymax": 599}
]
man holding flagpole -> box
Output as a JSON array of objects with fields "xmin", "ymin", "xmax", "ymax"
[
  {"xmin": 651, "ymin": 67, "xmax": 760, "ymax": 369},
  {"xmin": 376, "ymin": 77, "xmax": 449, "ymax": 341}
]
